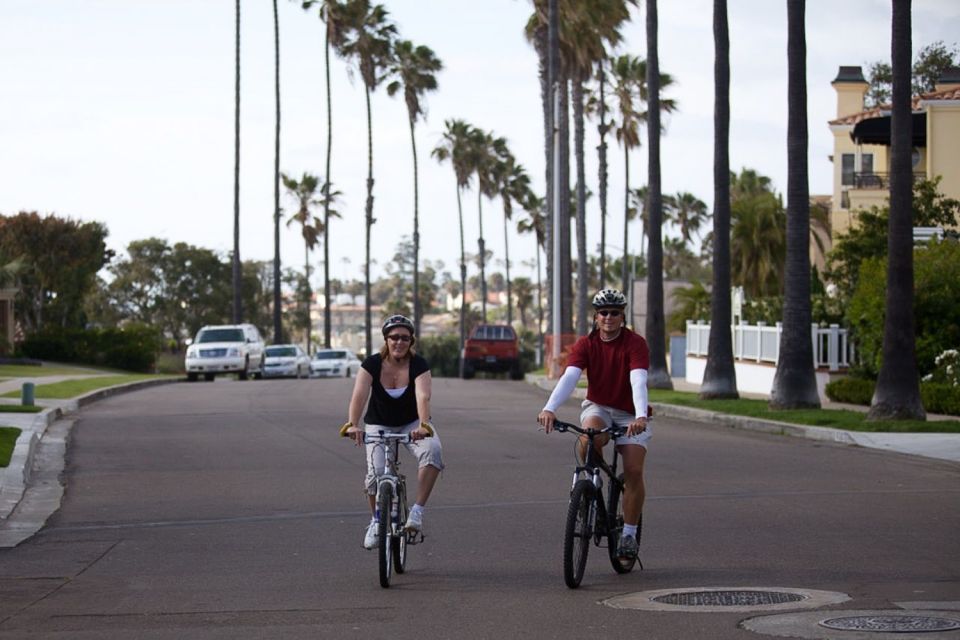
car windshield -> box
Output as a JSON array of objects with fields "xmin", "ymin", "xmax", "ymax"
[
  {"xmin": 314, "ymin": 351, "xmax": 346, "ymax": 360},
  {"xmin": 472, "ymin": 325, "xmax": 516, "ymax": 340},
  {"xmin": 266, "ymin": 347, "xmax": 296, "ymax": 357},
  {"xmin": 198, "ymin": 328, "xmax": 245, "ymax": 343}
]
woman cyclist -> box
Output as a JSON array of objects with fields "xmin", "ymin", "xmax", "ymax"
[
  {"xmin": 341, "ymin": 315, "xmax": 444, "ymax": 550},
  {"xmin": 537, "ymin": 289, "xmax": 650, "ymax": 559}
]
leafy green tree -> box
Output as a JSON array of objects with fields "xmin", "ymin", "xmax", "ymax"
[
  {"xmin": 0, "ymin": 212, "xmax": 111, "ymax": 331},
  {"xmin": 866, "ymin": 40, "xmax": 960, "ymax": 106},
  {"xmin": 386, "ymin": 39, "xmax": 442, "ymax": 340}
]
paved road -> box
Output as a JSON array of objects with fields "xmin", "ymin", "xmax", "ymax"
[{"xmin": 0, "ymin": 378, "xmax": 958, "ymax": 639}]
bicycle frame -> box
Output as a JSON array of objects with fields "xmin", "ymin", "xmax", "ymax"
[{"xmin": 556, "ymin": 422, "xmax": 625, "ymax": 540}]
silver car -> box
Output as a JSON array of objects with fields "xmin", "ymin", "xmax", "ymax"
[
  {"xmin": 310, "ymin": 348, "xmax": 361, "ymax": 378},
  {"xmin": 263, "ymin": 344, "xmax": 311, "ymax": 379}
]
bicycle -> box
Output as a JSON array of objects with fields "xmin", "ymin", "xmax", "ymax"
[
  {"xmin": 340, "ymin": 425, "xmax": 432, "ymax": 588},
  {"xmin": 550, "ymin": 418, "xmax": 646, "ymax": 589}
]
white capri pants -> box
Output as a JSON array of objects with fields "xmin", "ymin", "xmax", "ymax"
[
  {"xmin": 364, "ymin": 419, "xmax": 444, "ymax": 495},
  {"xmin": 580, "ymin": 400, "xmax": 652, "ymax": 448}
]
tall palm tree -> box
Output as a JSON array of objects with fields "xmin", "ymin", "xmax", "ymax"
[
  {"xmin": 669, "ymin": 192, "xmax": 708, "ymax": 244},
  {"xmin": 302, "ymin": 0, "xmax": 350, "ymax": 348},
  {"xmin": 272, "ymin": 0, "xmax": 283, "ymax": 343},
  {"xmin": 386, "ymin": 39, "xmax": 442, "ymax": 341},
  {"xmin": 700, "ymin": 0, "xmax": 738, "ymax": 399},
  {"xmin": 644, "ymin": 0, "xmax": 672, "ymax": 389},
  {"xmin": 770, "ymin": 0, "xmax": 819, "ymax": 409},
  {"xmin": 497, "ymin": 155, "xmax": 533, "ymax": 326},
  {"xmin": 730, "ymin": 191, "xmax": 786, "ymax": 298},
  {"xmin": 868, "ymin": 0, "xmax": 925, "ymax": 421},
  {"xmin": 611, "ymin": 54, "xmax": 644, "ymax": 297},
  {"xmin": 232, "ymin": 0, "xmax": 242, "ymax": 324},
  {"xmin": 518, "ymin": 193, "xmax": 547, "ymax": 364},
  {"xmin": 470, "ymin": 128, "xmax": 503, "ymax": 322},
  {"xmin": 339, "ymin": 0, "xmax": 396, "ymax": 356},
  {"xmin": 282, "ymin": 172, "xmax": 322, "ymax": 352},
  {"xmin": 432, "ymin": 119, "xmax": 475, "ymax": 374}
]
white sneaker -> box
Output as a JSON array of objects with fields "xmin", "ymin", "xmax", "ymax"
[
  {"xmin": 363, "ymin": 520, "xmax": 379, "ymax": 549},
  {"xmin": 404, "ymin": 508, "xmax": 423, "ymax": 533}
]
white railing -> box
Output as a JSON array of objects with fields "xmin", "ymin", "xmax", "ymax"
[{"xmin": 686, "ymin": 320, "xmax": 852, "ymax": 372}]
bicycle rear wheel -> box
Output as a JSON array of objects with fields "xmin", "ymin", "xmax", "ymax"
[
  {"xmin": 563, "ymin": 479, "xmax": 595, "ymax": 589},
  {"xmin": 377, "ymin": 485, "xmax": 393, "ymax": 588},
  {"xmin": 393, "ymin": 482, "xmax": 408, "ymax": 574},
  {"xmin": 607, "ymin": 473, "xmax": 637, "ymax": 574}
]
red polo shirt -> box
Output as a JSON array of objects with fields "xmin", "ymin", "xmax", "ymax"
[{"xmin": 566, "ymin": 328, "xmax": 649, "ymax": 415}]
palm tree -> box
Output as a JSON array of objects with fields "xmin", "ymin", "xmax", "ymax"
[
  {"xmin": 301, "ymin": 0, "xmax": 350, "ymax": 349},
  {"xmin": 232, "ymin": 0, "xmax": 242, "ymax": 324},
  {"xmin": 700, "ymin": 0, "xmax": 738, "ymax": 399},
  {"xmin": 271, "ymin": 0, "xmax": 282, "ymax": 343},
  {"xmin": 496, "ymin": 155, "xmax": 532, "ymax": 326},
  {"xmin": 868, "ymin": 0, "xmax": 925, "ymax": 421},
  {"xmin": 339, "ymin": 0, "xmax": 397, "ymax": 356},
  {"xmin": 770, "ymin": 0, "xmax": 819, "ymax": 409},
  {"xmin": 518, "ymin": 193, "xmax": 547, "ymax": 363},
  {"xmin": 611, "ymin": 54, "xmax": 644, "ymax": 297},
  {"xmin": 470, "ymin": 128, "xmax": 503, "ymax": 322},
  {"xmin": 432, "ymin": 119, "xmax": 475, "ymax": 375},
  {"xmin": 644, "ymin": 0, "xmax": 672, "ymax": 389},
  {"xmin": 669, "ymin": 192, "xmax": 708, "ymax": 244},
  {"xmin": 730, "ymin": 191, "xmax": 786, "ymax": 298},
  {"xmin": 386, "ymin": 39, "xmax": 442, "ymax": 341},
  {"xmin": 629, "ymin": 186, "xmax": 649, "ymax": 258}
]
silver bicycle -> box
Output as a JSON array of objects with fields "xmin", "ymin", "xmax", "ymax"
[{"xmin": 342, "ymin": 426, "xmax": 431, "ymax": 588}]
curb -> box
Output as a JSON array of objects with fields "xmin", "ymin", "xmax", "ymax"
[{"xmin": 0, "ymin": 377, "xmax": 181, "ymax": 521}]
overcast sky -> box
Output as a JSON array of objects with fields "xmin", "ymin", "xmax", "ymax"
[{"xmin": 2, "ymin": 1, "xmax": 958, "ymax": 288}]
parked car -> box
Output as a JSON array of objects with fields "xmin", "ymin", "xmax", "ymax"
[
  {"xmin": 462, "ymin": 323, "xmax": 523, "ymax": 380},
  {"xmin": 262, "ymin": 344, "xmax": 311, "ymax": 379},
  {"xmin": 310, "ymin": 348, "xmax": 361, "ymax": 378},
  {"xmin": 184, "ymin": 324, "xmax": 265, "ymax": 381}
]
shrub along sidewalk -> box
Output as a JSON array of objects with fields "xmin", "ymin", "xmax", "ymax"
[{"xmin": 0, "ymin": 427, "xmax": 20, "ymax": 467}]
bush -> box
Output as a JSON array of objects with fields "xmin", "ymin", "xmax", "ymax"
[
  {"xmin": 17, "ymin": 323, "xmax": 162, "ymax": 372},
  {"xmin": 825, "ymin": 376, "xmax": 960, "ymax": 416},
  {"xmin": 417, "ymin": 334, "xmax": 461, "ymax": 378},
  {"xmin": 825, "ymin": 377, "xmax": 875, "ymax": 405}
]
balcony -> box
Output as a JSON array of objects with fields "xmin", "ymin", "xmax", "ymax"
[{"xmin": 849, "ymin": 172, "xmax": 926, "ymax": 190}]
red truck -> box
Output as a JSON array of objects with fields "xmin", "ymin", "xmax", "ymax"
[{"xmin": 462, "ymin": 323, "xmax": 524, "ymax": 380}]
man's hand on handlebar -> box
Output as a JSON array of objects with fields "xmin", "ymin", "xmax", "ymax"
[
  {"xmin": 626, "ymin": 416, "xmax": 647, "ymax": 437},
  {"xmin": 537, "ymin": 409, "xmax": 557, "ymax": 433}
]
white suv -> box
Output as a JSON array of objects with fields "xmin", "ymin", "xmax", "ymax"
[{"xmin": 185, "ymin": 324, "xmax": 265, "ymax": 382}]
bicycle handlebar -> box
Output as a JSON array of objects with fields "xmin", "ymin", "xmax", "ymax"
[
  {"xmin": 551, "ymin": 420, "xmax": 628, "ymax": 438},
  {"xmin": 338, "ymin": 424, "xmax": 434, "ymax": 444}
]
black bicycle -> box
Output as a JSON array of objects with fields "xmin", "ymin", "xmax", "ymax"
[{"xmin": 552, "ymin": 420, "xmax": 642, "ymax": 589}]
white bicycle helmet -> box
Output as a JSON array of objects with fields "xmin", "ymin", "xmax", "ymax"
[
  {"xmin": 591, "ymin": 288, "xmax": 627, "ymax": 309},
  {"xmin": 381, "ymin": 314, "xmax": 415, "ymax": 336}
]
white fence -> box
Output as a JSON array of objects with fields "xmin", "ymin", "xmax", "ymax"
[{"xmin": 686, "ymin": 320, "xmax": 852, "ymax": 372}]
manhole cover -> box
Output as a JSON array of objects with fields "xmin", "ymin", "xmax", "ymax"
[
  {"xmin": 653, "ymin": 590, "xmax": 806, "ymax": 607},
  {"xmin": 819, "ymin": 615, "xmax": 960, "ymax": 633}
]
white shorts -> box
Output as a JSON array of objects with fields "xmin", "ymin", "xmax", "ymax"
[
  {"xmin": 363, "ymin": 419, "xmax": 444, "ymax": 495},
  {"xmin": 580, "ymin": 400, "xmax": 652, "ymax": 449}
]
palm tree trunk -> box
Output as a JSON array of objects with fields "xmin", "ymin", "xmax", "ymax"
[
  {"xmin": 644, "ymin": 0, "xmax": 673, "ymax": 390},
  {"xmin": 503, "ymin": 213, "xmax": 512, "ymax": 325},
  {"xmin": 770, "ymin": 0, "xmax": 819, "ymax": 409},
  {"xmin": 322, "ymin": 14, "xmax": 333, "ymax": 349},
  {"xmin": 536, "ymin": 242, "xmax": 544, "ymax": 365},
  {"xmin": 700, "ymin": 0, "xmax": 738, "ymax": 399},
  {"xmin": 477, "ymin": 189, "xmax": 487, "ymax": 322},
  {"xmin": 598, "ymin": 62, "xmax": 609, "ymax": 290},
  {"xmin": 272, "ymin": 0, "xmax": 282, "ymax": 343},
  {"xmin": 559, "ymin": 75, "xmax": 573, "ymax": 334},
  {"xmin": 573, "ymin": 77, "xmax": 588, "ymax": 336},
  {"xmin": 232, "ymin": 0, "xmax": 242, "ymax": 324},
  {"xmin": 409, "ymin": 115, "xmax": 421, "ymax": 340},
  {"xmin": 868, "ymin": 0, "xmax": 925, "ymax": 420},
  {"xmin": 364, "ymin": 84, "xmax": 374, "ymax": 357},
  {"xmin": 304, "ymin": 242, "xmax": 312, "ymax": 353},
  {"xmin": 622, "ymin": 145, "xmax": 630, "ymax": 297},
  {"xmin": 457, "ymin": 185, "xmax": 467, "ymax": 376}
]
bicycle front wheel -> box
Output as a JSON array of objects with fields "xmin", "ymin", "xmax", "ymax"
[
  {"xmin": 607, "ymin": 473, "xmax": 637, "ymax": 574},
  {"xmin": 393, "ymin": 482, "xmax": 408, "ymax": 574},
  {"xmin": 563, "ymin": 479, "xmax": 595, "ymax": 589},
  {"xmin": 378, "ymin": 484, "xmax": 393, "ymax": 588}
]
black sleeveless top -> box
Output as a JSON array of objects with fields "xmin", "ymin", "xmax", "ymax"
[{"xmin": 361, "ymin": 353, "xmax": 430, "ymax": 426}]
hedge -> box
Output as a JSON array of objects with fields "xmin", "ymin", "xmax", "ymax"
[
  {"xmin": 826, "ymin": 377, "xmax": 960, "ymax": 416},
  {"xmin": 17, "ymin": 323, "xmax": 161, "ymax": 373}
]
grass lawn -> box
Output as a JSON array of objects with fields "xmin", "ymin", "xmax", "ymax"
[
  {"xmin": 0, "ymin": 374, "xmax": 175, "ymax": 400},
  {"xmin": 0, "ymin": 363, "xmax": 118, "ymax": 378},
  {"xmin": 0, "ymin": 426, "xmax": 21, "ymax": 468},
  {"xmin": 648, "ymin": 389, "xmax": 960, "ymax": 433},
  {"xmin": 0, "ymin": 405, "xmax": 43, "ymax": 413}
]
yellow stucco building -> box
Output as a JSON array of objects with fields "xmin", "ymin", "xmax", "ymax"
[{"xmin": 828, "ymin": 65, "xmax": 960, "ymax": 240}]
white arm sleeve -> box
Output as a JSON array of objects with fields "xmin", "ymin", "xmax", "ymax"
[
  {"xmin": 630, "ymin": 368, "xmax": 649, "ymax": 419},
  {"xmin": 542, "ymin": 366, "xmax": 583, "ymax": 413}
]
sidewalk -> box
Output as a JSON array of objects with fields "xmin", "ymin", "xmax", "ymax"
[{"xmin": 527, "ymin": 374, "xmax": 960, "ymax": 465}]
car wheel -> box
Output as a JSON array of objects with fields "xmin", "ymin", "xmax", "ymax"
[
  {"xmin": 345, "ymin": 366, "xmax": 351, "ymax": 379},
  {"xmin": 187, "ymin": 372, "xmax": 198, "ymax": 382},
  {"xmin": 204, "ymin": 373, "xmax": 215, "ymax": 382},
  {"xmin": 238, "ymin": 357, "xmax": 249, "ymax": 381}
]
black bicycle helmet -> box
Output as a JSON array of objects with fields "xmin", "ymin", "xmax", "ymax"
[
  {"xmin": 591, "ymin": 288, "xmax": 627, "ymax": 309},
  {"xmin": 381, "ymin": 314, "xmax": 415, "ymax": 336}
]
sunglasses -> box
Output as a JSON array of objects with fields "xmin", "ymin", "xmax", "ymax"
[
  {"xmin": 597, "ymin": 309, "xmax": 622, "ymax": 317},
  {"xmin": 387, "ymin": 334, "xmax": 412, "ymax": 343}
]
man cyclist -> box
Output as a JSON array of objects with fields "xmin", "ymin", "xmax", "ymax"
[
  {"xmin": 537, "ymin": 289, "xmax": 650, "ymax": 559},
  {"xmin": 342, "ymin": 314, "xmax": 444, "ymax": 550}
]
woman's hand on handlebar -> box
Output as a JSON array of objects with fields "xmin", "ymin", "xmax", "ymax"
[
  {"xmin": 411, "ymin": 421, "xmax": 434, "ymax": 441},
  {"xmin": 339, "ymin": 421, "xmax": 364, "ymax": 446},
  {"xmin": 537, "ymin": 410, "xmax": 556, "ymax": 433}
]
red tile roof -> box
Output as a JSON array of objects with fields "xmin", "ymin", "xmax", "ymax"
[{"xmin": 829, "ymin": 86, "xmax": 960, "ymax": 126}]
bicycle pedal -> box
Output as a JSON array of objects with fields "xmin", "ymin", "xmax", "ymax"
[{"xmin": 406, "ymin": 531, "xmax": 425, "ymax": 545}]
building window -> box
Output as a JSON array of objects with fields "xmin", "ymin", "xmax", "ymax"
[
  {"xmin": 861, "ymin": 153, "xmax": 873, "ymax": 175},
  {"xmin": 841, "ymin": 154, "xmax": 855, "ymax": 186}
]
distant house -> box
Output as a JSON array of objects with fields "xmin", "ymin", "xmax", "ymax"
[{"xmin": 828, "ymin": 65, "xmax": 960, "ymax": 241}]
